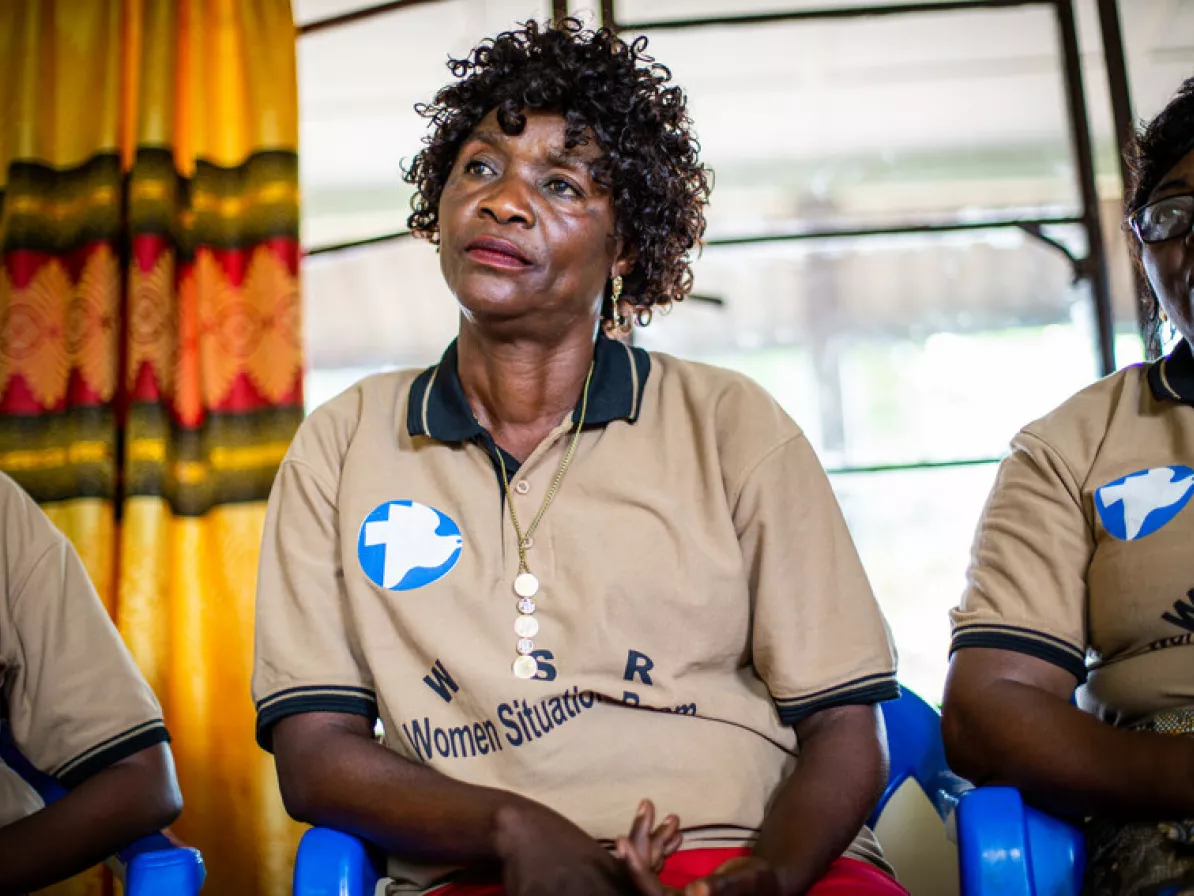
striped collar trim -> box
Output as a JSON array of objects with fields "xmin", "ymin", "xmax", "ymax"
[
  {"xmin": 407, "ymin": 334, "xmax": 652, "ymax": 442},
  {"xmin": 1148, "ymin": 340, "xmax": 1194, "ymax": 406}
]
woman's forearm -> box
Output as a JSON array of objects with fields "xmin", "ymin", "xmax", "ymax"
[
  {"xmin": 272, "ymin": 712, "xmax": 568, "ymax": 866},
  {"xmin": 755, "ymin": 704, "xmax": 886, "ymax": 896},
  {"xmin": 0, "ymin": 743, "xmax": 181, "ymax": 896},
  {"xmin": 943, "ymin": 650, "xmax": 1194, "ymax": 820}
]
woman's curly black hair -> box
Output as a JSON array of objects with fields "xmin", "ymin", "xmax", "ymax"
[
  {"xmin": 1124, "ymin": 75, "xmax": 1194, "ymax": 358},
  {"xmin": 403, "ymin": 18, "xmax": 712, "ymax": 329}
]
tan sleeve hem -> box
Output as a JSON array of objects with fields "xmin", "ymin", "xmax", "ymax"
[
  {"xmin": 255, "ymin": 684, "xmax": 378, "ymax": 751},
  {"xmin": 950, "ymin": 621, "xmax": 1087, "ymax": 682},
  {"xmin": 773, "ymin": 671, "xmax": 900, "ymax": 726},
  {"xmin": 54, "ymin": 720, "xmax": 170, "ymax": 789}
]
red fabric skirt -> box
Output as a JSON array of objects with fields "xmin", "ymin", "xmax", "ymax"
[{"xmin": 428, "ymin": 847, "xmax": 910, "ymax": 895}]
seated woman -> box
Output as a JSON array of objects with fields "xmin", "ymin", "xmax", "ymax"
[
  {"xmin": 943, "ymin": 77, "xmax": 1194, "ymax": 896},
  {"xmin": 0, "ymin": 472, "xmax": 182, "ymax": 894},
  {"xmin": 253, "ymin": 20, "xmax": 904, "ymax": 896}
]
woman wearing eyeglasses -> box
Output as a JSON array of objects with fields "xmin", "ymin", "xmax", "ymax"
[{"xmin": 942, "ymin": 77, "xmax": 1194, "ymax": 895}]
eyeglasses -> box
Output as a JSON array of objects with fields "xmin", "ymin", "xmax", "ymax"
[{"xmin": 1130, "ymin": 194, "xmax": 1194, "ymax": 244}]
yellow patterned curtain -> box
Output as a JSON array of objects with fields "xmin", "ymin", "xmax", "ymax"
[{"xmin": 0, "ymin": 2, "xmax": 305, "ymax": 893}]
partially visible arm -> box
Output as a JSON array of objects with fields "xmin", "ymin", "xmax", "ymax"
[
  {"xmin": 943, "ymin": 647, "xmax": 1194, "ymax": 820},
  {"xmin": 618, "ymin": 704, "xmax": 886, "ymax": 896},
  {"xmin": 754, "ymin": 704, "xmax": 887, "ymax": 896},
  {"xmin": 0, "ymin": 742, "xmax": 181, "ymax": 896},
  {"xmin": 275, "ymin": 711, "xmax": 533, "ymax": 864},
  {"xmin": 0, "ymin": 477, "xmax": 181, "ymax": 895},
  {"xmin": 273, "ymin": 711, "xmax": 634, "ymax": 895},
  {"xmin": 713, "ymin": 425, "xmax": 892, "ymax": 895}
]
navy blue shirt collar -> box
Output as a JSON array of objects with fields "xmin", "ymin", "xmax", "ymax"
[
  {"xmin": 407, "ymin": 333, "xmax": 652, "ymax": 443},
  {"xmin": 1148, "ymin": 340, "xmax": 1194, "ymax": 406}
]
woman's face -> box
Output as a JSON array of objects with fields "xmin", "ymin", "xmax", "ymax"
[
  {"xmin": 1141, "ymin": 148, "xmax": 1194, "ymax": 345},
  {"xmin": 437, "ymin": 109, "xmax": 626, "ymax": 331}
]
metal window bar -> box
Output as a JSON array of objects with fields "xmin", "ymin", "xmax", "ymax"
[
  {"xmin": 299, "ymin": 0, "xmax": 569, "ymax": 34},
  {"xmin": 1096, "ymin": 0, "xmax": 1136, "ymax": 202},
  {"xmin": 299, "ymin": 0, "xmax": 442, "ymax": 35},
  {"xmin": 826, "ymin": 457, "xmax": 1002, "ymax": 476},
  {"xmin": 1095, "ymin": 0, "xmax": 1149, "ymax": 339}
]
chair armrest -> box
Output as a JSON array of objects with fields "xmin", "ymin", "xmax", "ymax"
[
  {"xmin": 117, "ymin": 837, "xmax": 206, "ymax": 896},
  {"xmin": 956, "ymin": 786, "xmax": 1085, "ymax": 896},
  {"xmin": 294, "ymin": 827, "xmax": 385, "ymax": 896}
]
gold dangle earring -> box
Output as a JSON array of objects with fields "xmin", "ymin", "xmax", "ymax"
[
  {"xmin": 610, "ymin": 275, "xmax": 625, "ymax": 330},
  {"xmin": 1159, "ymin": 306, "xmax": 1178, "ymax": 349}
]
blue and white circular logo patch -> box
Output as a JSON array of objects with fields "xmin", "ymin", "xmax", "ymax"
[
  {"xmin": 1094, "ymin": 465, "xmax": 1194, "ymax": 541},
  {"xmin": 357, "ymin": 501, "xmax": 463, "ymax": 591}
]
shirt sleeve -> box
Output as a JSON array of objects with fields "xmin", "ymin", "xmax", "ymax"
[
  {"xmin": 3, "ymin": 518, "xmax": 168, "ymax": 789},
  {"xmin": 950, "ymin": 430, "xmax": 1090, "ymax": 681},
  {"xmin": 252, "ymin": 458, "xmax": 377, "ymax": 751},
  {"xmin": 737, "ymin": 433, "xmax": 899, "ymax": 726}
]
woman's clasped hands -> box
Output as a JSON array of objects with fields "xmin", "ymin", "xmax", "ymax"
[{"xmin": 615, "ymin": 800, "xmax": 786, "ymax": 896}]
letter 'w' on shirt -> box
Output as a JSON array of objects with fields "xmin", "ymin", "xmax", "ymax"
[
  {"xmin": 424, "ymin": 659, "xmax": 460, "ymax": 703},
  {"xmin": 1162, "ymin": 593, "xmax": 1194, "ymax": 633}
]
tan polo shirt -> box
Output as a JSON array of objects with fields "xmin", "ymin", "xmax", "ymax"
[
  {"xmin": 254, "ymin": 334, "xmax": 899, "ymax": 887},
  {"xmin": 952, "ymin": 339, "xmax": 1194, "ymax": 727},
  {"xmin": 0, "ymin": 472, "xmax": 168, "ymax": 826}
]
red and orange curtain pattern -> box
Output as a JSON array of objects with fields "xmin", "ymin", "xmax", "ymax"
[{"xmin": 0, "ymin": 2, "xmax": 305, "ymax": 893}]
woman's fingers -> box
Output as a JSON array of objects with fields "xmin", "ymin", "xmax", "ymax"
[
  {"xmin": 663, "ymin": 830, "xmax": 683, "ymax": 858},
  {"xmin": 620, "ymin": 801, "xmax": 685, "ymax": 882},
  {"xmin": 618, "ymin": 834, "xmax": 667, "ymax": 896},
  {"xmin": 685, "ymin": 871, "xmax": 750, "ymax": 896},
  {"xmin": 629, "ymin": 799, "xmax": 657, "ymax": 859},
  {"xmin": 683, "ymin": 859, "xmax": 782, "ymax": 896},
  {"xmin": 649, "ymin": 814, "xmax": 681, "ymax": 869}
]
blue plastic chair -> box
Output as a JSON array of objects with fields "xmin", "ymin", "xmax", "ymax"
[
  {"xmin": 881, "ymin": 690, "xmax": 1085, "ymax": 895},
  {"xmin": 291, "ymin": 689, "xmax": 1085, "ymax": 896},
  {"xmin": 956, "ymin": 786, "xmax": 1085, "ymax": 896},
  {"xmin": 293, "ymin": 826, "xmax": 384, "ymax": 896},
  {"xmin": 0, "ymin": 723, "xmax": 206, "ymax": 895},
  {"xmin": 874, "ymin": 686, "xmax": 971, "ymax": 828}
]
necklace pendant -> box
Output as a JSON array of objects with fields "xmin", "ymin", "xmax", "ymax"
[
  {"xmin": 513, "ymin": 572, "xmax": 540, "ymax": 598},
  {"xmin": 514, "ymin": 614, "xmax": 539, "ymax": 638},
  {"xmin": 516, "ymin": 637, "xmax": 535, "ymax": 655},
  {"xmin": 512, "ymin": 655, "xmax": 539, "ymax": 679},
  {"xmin": 518, "ymin": 596, "xmax": 536, "ymax": 615}
]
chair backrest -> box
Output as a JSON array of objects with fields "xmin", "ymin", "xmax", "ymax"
[
  {"xmin": 0, "ymin": 719, "xmax": 65, "ymax": 803},
  {"xmin": 872, "ymin": 688, "xmax": 970, "ymax": 828}
]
